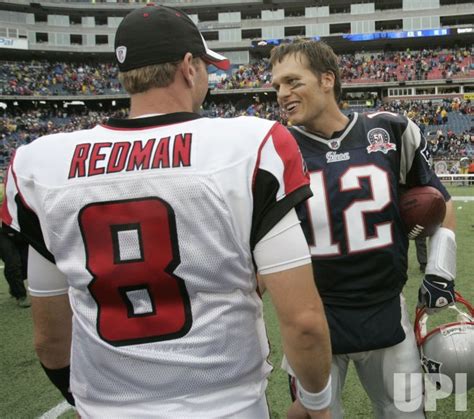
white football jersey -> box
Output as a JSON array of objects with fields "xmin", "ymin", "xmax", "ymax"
[{"xmin": 3, "ymin": 113, "xmax": 311, "ymax": 408}]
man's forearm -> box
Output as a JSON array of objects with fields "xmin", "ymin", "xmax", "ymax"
[
  {"xmin": 31, "ymin": 295, "xmax": 72, "ymax": 369},
  {"xmin": 31, "ymin": 294, "xmax": 74, "ymax": 405},
  {"xmin": 441, "ymin": 199, "xmax": 456, "ymax": 231},
  {"xmin": 261, "ymin": 260, "xmax": 332, "ymax": 396},
  {"xmin": 281, "ymin": 310, "xmax": 332, "ymax": 393}
]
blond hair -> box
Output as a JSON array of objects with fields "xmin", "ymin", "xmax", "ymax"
[
  {"xmin": 118, "ymin": 62, "xmax": 180, "ymax": 94},
  {"xmin": 118, "ymin": 57, "xmax": 205, "ymax": 94}
]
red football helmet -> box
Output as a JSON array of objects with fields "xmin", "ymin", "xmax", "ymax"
[{"xmin": 415, "ymin": 292, "xmax": 474, "ymax": 392}]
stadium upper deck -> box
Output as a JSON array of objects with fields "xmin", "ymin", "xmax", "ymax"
[
  {"xmin": 0, "ymin": 0, "xmax": 472, "ymax": 102},
  {"xmin": 0, "ymin": 0, "xmax": 472, "ymax": 58},
  {"xmin": 1, "ymin": 48, "xmax": 472, "ymax": 95}
]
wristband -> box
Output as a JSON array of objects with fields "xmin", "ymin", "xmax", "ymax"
[
  {"xmin": 296, "ymin": 376, "xmax": 332, "ymax": 411},
  {"xmin": 40, "ymin": 363, "xmax": 75, "ymax": 406}
]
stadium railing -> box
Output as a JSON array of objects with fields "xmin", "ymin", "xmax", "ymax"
[{"xmin": 437, "ymin": 174, "xmax": 474, "ymax": 185}]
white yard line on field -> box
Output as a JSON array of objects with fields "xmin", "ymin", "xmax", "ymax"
[
  {"xmin": 452, "ymin": 196, "xmax": 474, "ymax": 201},
  {"xmin": 38, "ymin": 401, "xmax": 71, "ymax": 419}
]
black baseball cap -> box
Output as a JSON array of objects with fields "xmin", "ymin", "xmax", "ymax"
[{"xmin": 114, "ymin": 4, "xmax": 230, "ymax": 72}]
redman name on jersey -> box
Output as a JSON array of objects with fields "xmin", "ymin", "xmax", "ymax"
[{"xmin": 68, "ymin": 133, "xmax": 192, "ymax": 179}]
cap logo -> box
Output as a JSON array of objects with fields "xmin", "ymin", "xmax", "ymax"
[{"xmin": 116, "ymin": 46, "xmax": 127, "ymax": 64}]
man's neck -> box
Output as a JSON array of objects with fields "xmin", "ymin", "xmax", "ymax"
[
  {"xmin": 128, "ymin": 87, "xmax": 193, "ymax": 118},
  {"xmin": 304, "ymin": 106, "xmax": 350, "ymax": 139}
]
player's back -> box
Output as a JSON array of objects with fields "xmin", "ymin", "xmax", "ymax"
[{"xmin": 6, "ymin": 113, "xmax": 279, "ymax": 406}]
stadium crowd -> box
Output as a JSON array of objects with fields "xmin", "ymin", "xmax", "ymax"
[
  {"xmin": 339, "ymin": 47, "xmax": 473, "ymax": 83},
  {"xmin": 1, "ymin": 98, "xmax": 472, "ymax": 171},
  {"xmin": 379, "ymin": 97, "xmax": 472, "ymax": 129},
  {"xmin": 0, "ymin": 61, "xmax": 121, "ymax": 96},
  {"xmin": 0, "ymin": 107, "xmax": 127, "ymax": 168},
  {"xmin": 217, "ymin": 47, "xmax": 473, "ymax": 89},
  {"xmin": 1, "ymin": 47, "xmax": 472, "ymax": 95},
  {"xmin": 378, "ymin": 99, "xmax": 473, "ymax": 160},
  {"xmin": 203, "ymin": 98, "xmax": 282, "ymax": 120}
]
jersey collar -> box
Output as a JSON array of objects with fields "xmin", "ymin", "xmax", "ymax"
[
  {"xmin": 103, "ymin": 112, "xmax": 203, "ymax": 129},
  {"xmin": 292, "ymin": 113, "xmax": 358, "ymax": 149}
]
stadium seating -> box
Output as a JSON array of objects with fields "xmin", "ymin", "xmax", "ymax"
[
  {"xmin": 1, "ymin": 47, "xmax": 471, "ymax": 96},
  {"xmin": 1, "ymin": 99, "xmax": 471, "ymax": 174}
]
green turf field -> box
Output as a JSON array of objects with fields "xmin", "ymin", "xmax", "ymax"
[{"xmin": 0, "ymin": 186, "xmax": 472, "ymax": 418}]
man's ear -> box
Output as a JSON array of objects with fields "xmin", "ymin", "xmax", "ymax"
[
  {"xmin": 321, "ymin": 71, "xmax": 335, "ymax": 93},
  {"xmin": 181, "ymin": 52, "xmax": 196, "ymax": 88}
]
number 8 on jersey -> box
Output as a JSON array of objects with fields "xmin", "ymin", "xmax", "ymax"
[{"xmin": 79, "ymin": 197, "xmax": 192, "ymax": 346}]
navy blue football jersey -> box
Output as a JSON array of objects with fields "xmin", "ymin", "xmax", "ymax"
[{"xmin": 290, "ymin": 111, "xmax": 450, "ymax": 354}]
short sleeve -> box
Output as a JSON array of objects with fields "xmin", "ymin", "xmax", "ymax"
[
  {"xmin": 250, "ymin": 122, "xmax": 312, "ymax": 248},
  {"xmin": 401, "ymin": 119, "xmax": 450, "ymax": 201}
]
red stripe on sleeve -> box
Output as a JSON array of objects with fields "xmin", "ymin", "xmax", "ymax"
[
  {"xmin": 251, "ymin": 126, "xmax": 273, "ymax": 190},
  {"xmin": 2, "ymin": 151, "xmax": 36, "ymax": 228},
  {"xmin": 1, "ymin": 192, "xmax": 11, "ymax": 225},
  {"xmin": 269, "ymin": 123, "xmax": 310, "ymax": 195},
  {"xmin": 1, "ymin": 157, "xmax": 15, "ymax": 226}
]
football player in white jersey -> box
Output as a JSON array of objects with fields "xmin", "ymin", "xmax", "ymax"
[
  {"xmin": 271, "ymin": 40, "xmax": 457, "ymax": 418},
  {"xmin": 3, "ymin": 6, "xmax": 333, "ymax": 419}
]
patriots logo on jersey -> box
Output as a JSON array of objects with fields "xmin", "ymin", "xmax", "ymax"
[
  {"xmin": 329, "ymin": 140, "xmax": 340, "ymax": 150},
  {"xmin": 366, "ymin": 128, "xmax": 396, "ymax": 154}
]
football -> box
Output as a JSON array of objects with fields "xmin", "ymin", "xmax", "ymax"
[{"xmin": 399, "ymin": 186, "xmax": 446, "ymax": 239}]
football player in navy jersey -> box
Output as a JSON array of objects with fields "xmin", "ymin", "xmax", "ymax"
[{"xmin": 271, "ymin": 40, "xmax": 457, "ymax": 419}]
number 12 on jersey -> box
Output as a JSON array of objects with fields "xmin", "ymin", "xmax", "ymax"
[
  {"xmin": 307, "ymin": 165, "xmax": 393, "ymax": 256},
  {"xmin": 79, "ymin": 197, "xmax": 192, "ymax": 346}
]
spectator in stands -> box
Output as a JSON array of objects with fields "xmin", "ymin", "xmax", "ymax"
[
  {"xmin": 460, "ymin": 156, "xmax": 472, "ymax": 186},
  {"xmin": 468, "ymin": 159, "xmax": 474, "ymax": 185},
  {"xmin": 441, "ymin": 107, "xmax": 448, "ymax": 124},
  {"xmin": 0, "ymin": 206, "xmax": 29, "ymax": 307}
]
